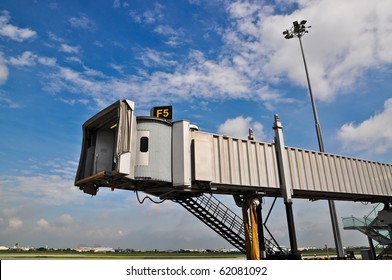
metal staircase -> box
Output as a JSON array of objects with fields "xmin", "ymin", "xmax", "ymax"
[
  {"xmin": 342, "ymin": 203, "xmax": 392, "ymax": 259},
  {"xmin": 175, "ymin": 194, "xmax": 246, "ymax": 253},
  {"xmin": 342, "ymin": 217, "xmax": 391, "ymax": 245},
  {"xmin": 342, "ymin": 204, "xmax": 392, "ymax": 245},
  {"xmin": 175, "ymin": 194, "xmax": 289, "ymax": 257}
]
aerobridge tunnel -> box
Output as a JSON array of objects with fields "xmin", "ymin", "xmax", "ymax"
[
  {"xmin": 75, "ymin": 99, "xmax": 194, "ymax": 197},
  {"xmin": 75, "ymin": 99, "xmax": 392, "ymax": 203}
]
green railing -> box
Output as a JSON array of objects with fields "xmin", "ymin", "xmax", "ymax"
[
  {"xmin": 342, "ymin": 203, "xmax": 383, "ymax": 228},
  {"xmin": 342, "ymin": 203, "xmax": 391, "ymax": 244},
  {"xmin": 342, "ymin": 216, "xmax": 368, "ymax": 228}
]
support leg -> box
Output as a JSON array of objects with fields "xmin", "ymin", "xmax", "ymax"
[
  {"xmin": 256, "ymin": 202, "xmax": 267, "ymax": 259},
  {"xmin": 368, "ymin": 236, "xmax": 376, "ymax": 260},
  {"xmin": 285, "ymin": 201, "xmax": 300, "ymax": 258}
]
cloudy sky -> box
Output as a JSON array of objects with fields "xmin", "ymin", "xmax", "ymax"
[{"xmin": 0, "ymin": 0, "xmax": 391, "ymax": 251}]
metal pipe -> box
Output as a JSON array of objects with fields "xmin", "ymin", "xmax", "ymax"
[
  {"xmin": 298, "ymin": 37, "xmax": 325, "ymax": 152},
  {"xmin": 284, "ymin": 22, "xmax": 345, "ymax": 258},
  {"xmin": 297, "ymin": 35, "xmax": 344, "ymax": 258}
]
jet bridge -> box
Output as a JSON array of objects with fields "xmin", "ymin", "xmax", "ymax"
[
  {"xmin": 74, "ymin": 99, "xmax": 392, "ymax": 259},
  {"xmin": 75, "ymin": 99, "xmax": 392, "ymax": 203}
]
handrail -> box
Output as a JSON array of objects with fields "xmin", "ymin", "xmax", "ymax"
[
  {"xmin": 365, "ymin": 203, "xmax": 381, "ymax": 222},
  {"xmin": 342, "ymin": 216, "xmax": 367, "ymax": 228}
]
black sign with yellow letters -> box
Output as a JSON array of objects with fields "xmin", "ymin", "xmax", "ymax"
[{"xmin": 151, "ymin": 105, "xmax": 173, "ymax": 121}]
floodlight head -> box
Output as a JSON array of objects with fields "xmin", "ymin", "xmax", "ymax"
[
  {"xmin": 300, "ymin": 20, "xmax": 307, "ymax": 25},
  {"xmin": 284, "ymin": 34, "xmax": 294, "ymax": 39},
  {"xmin": 293, "ymin": 21, "xmax": 299, "ymax": 27},
  {"xmin": 283, "ymin": 30, "xmax": 289, "ymax": 35}
]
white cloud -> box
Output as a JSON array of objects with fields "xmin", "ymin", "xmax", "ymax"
[
  {"xmin": 44, "ymin": 46, "xmax": 287, "ymax": 109},
  {"xmin": 218, "ymin": 115, "xmax": 266, "ymax": 140},
  {"xmin": 211, "ymin": 0, "xmax": 392, "ymax": 103},
  {"xmin": 129, "ymin": 3, "xmax": 164, "ymax": 24},
  {"xmin": 8, "ymin": 51, "xmax": 37, "ymax": 66},
  {"xmin": 338, "ymin": 98, "xmax": 392, "ymax": 154},
  {"xmin": 37, "ymin": 218, "xmax": 49, "ymax": 228},
  {"xmin": 0, "ymin": 91, "xmax": 21, "ymax": 108},
  {"xmin": 109, "ymin": 63, "xmax": 124, "ymax": 74},
  {"xmin": 47, "ymin": 32, "xmax": 64, "ymax": 43},
  {"xmin": 160, "ymin": 51, "xmax": 250, "ymax": 98},
  {"xmin": 65, "ymin": 56, "xmax": 83, "ymax": 64},
  {"xmin": 69, "ymin": 14, "xmax": 96, "ymax": 31},
  {"xmin": 139, "ymin": 48, "xmax": 177, "ymax": 67},
  {"xmin": 0, "ymin": 11, "xmax": 37, "ymax": 42},
  {"xmin": 228, "ymin": 0, "xmax": 260, "ymax": 19},
  {"xmin": 44, "ymin": 50, "xmax": 255, "ymax": 107},
  {"xmin": 38, "ymin": 56, "xmax": 57, "ymax": 67},
  {"xmin": 153, "ymin": 25, "xmax": 185, "ymax": 46},
  {"xmin": 258, "ymin": 0, "xmax": 392, "ymax": 101},
  {"xmin": 9, "ymin": 217, "xmax": 23, "ymax": 230},
  {"xmin": 0, "ymin": 53, "xmax": 9, "ymax": 84},
  {"xmin": 58, "ymin": 214, "xmax": 74, "ymax": 225},
  {"xmin": 60, "ymin": 44, "xmax": 80, "ymax": 54},
  {"xmin": 0, "ymin": 160, "xmax": 82, "ymax": 206},
  {"xmin": 144, "ymin": 3, "xmax": 164, "ymax": 24},
  {"xmin": 8, "ymin": 51, "xmax": 57, "ymax": 68},
  {"xmin": 21, "ymin": 0, "xmax": 392, "ymax": 115},
  {"xmin": 154, "ymin": 25, "xmax": 178, "ymax": 36},
  {"xmin": 34, "ymin": 215, "xmax": 78, "ymax": 237},
  {"xmin": 112, "ymin": 0, "xmax": 121, "ymax": 8}
]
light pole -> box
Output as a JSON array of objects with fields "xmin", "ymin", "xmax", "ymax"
[{"xmin": 283, "ymin": 20, "xmax": 344, "ymax": 258}]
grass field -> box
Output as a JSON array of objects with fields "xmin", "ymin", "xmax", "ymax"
[
  {"xmin": 0, "ymin": 250, "xmax": 246, "ymax": 260},
  {"xmin": 1, "ymin": 247, "xmax": 381, "ymax": 259}
]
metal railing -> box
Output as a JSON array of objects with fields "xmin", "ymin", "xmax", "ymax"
[
  {"xmin": 176, "ymin": 194, "xmax": 292, "ymax": 256},
  {"xmin": 176, "ymin": 194, "xmax": 246, "ymax": 253},
  {"xmin": 342, "ymin": 203, "xmax": 391, "ymax": 245}
]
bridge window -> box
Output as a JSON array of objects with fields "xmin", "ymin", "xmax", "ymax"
[{"xmin": 140, "ymin": 136, "xmax": 149, "ymax": 153}]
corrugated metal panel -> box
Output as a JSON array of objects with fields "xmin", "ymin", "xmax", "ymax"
[
  {"xmin": 172, "ymin": 121, "xmax": 192, "ymax": 187},
  {"xmin": 191, "ymin": 132, "xmax": 392, "ymax": 200},
  {"xmin": 134, "ymin": 118, "xmax": 172, "ymax": 182},
  {"xmin": 286, "ymin": 147, "xmax": 392, "ymax": 198},
  {"xmin": 192, "ymin": 132, "xmax": 280, "ymax": 189}
]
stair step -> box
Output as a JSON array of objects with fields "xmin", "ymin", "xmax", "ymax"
[
  {"xmin": 175, "ymin": 194, "xmax": 290, "ymax": 256},
  {"xmin": 176, "ymin": 194, "xmax": 246, "ymax": 253}
]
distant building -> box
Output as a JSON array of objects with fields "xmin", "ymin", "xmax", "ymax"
[
  {"xmin": 76, "ymin": 247, "xmax": 94, "ymax": 252},
  {"xmin": 93, "ymin": 247, "xmax": 115, "ymax": 253},
  {"xmin": 183, "ymin": 248, "xmax": 207, "ymax": 253},
  {"xmin": 219, "ymin": 248, "xmax": 239, "ymax": 253},
  {"xmin": 76, "ymin": 246, "xmax": 115, "ymax": 253}
]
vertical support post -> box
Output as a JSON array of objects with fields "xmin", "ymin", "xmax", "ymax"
[
  {"xmin": 285, "ymin": 202, "xmax": 298, "ymax": 256},
  {"xmin": 368, "ymin": 236, "xmax": 376, "ymax": 260},
  {"xmin": 272, "ymin": 114, "xmax": 293, "ymax": 204},
  {"xmin": 273, "ymin": 115, "xmax": 299, "ymax": 257},
  {"xmin": 256, "ymin": 201, "xmax": 267, "ymax": 259},
  {"xmin": 242, "ymin": 199, "xmax": 261, "ymax": 260}
]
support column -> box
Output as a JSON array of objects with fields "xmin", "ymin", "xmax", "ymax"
[
  {"xmin": 242, "ymin": 199, "xmax": 261, "ymax": 260},
  {"xmin": 368, "ymin": 236, "xmax": 376, "ymax": 260},
  {"xmin": 285, "ymin": 202, "xmax": 298, "ymax": 256},
  {"xmin": 256, "ymin": 201, "xmax": 267, "ymax": 259},
  {"xmin": 273, "ymin": 114, "xmax": 299, "ymax": 258}
]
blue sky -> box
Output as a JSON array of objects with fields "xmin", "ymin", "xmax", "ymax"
[{"xmin": 0, "ymin": 0, "xmax": 391, "ymax": 250}]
